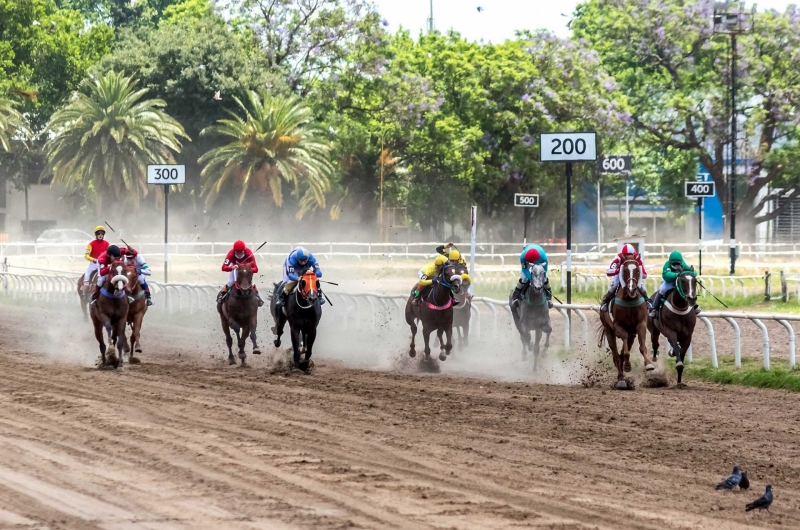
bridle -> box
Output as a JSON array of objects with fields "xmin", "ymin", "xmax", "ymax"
[{"xmin": 620, "ymin": 258, "xmax": 641, "ymax": 299}]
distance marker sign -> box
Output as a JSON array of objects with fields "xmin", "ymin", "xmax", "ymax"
[
  {"xmin": 597, "ymin": 155, "xmax": 632, "ymax": 174},
  {"xmin": 684, "ymin": 181, "xmax": 716, "ymax": 198},
  {"xmin": 514, "ymin": 193, "xmax": 539, "ymax": 207},
  {"xmin": 540, "ymin": 132, "xmax": 597, "ymax": 162},
  {"xmin": 147, "ymin": 164, "xmax": 186, "ymax": 185}
]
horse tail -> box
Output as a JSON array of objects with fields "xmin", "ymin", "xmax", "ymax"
[{"xmin": 595, "ymin": 319, "xmax": 607, "ymax": 349}]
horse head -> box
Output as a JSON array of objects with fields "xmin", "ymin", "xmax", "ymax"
[
  {"xmin": 108, "ymin": 261, "xmax": 130, "ymax": 295},
  {"xmin": 235, "ymin": 265, "xmax": 254, "ymax": 292},
  {"xmin": 677, "ymin": 271, "xmax": 698, "ymax": 307},
  {"xmin": 123, "ymin": 265, "xmax": 138, "ymax": 294},
  {"xmin": 440, "ymin": 263, "xmax": 463, "ymax": 294},
  {"xmin": 529, "ymin": 264, "xmax": 546, "ymax": 292},
  {"xmin": 298, "ymin": 269, "xmax": 320, "ymax": 302},
  {"xmin": 620, "ymin": 258, "xmax": 641, "ymax": 299}
]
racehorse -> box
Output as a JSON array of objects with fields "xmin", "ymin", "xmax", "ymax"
[
  {"xmin": 77, "ymin": 271, "xmax": 96, "ymax": 321},
  {"xmin": 405, "ymin": 263, "xmax": 463, "ymax": 362},
  {"xmin": 647, "ymin": 271, "xmax": 698, "ymax": 385},
  {"xmin": 270, "ymin": 269, "xmax": 322, "ymax": 372},
  {"xmin": 217, "ymin": 264, "xmax": 260, "ymax": 367},
  {"xmin": 598, "ymin": 258, "xmax": 655, "ymax": 389},
  {"xmin": 90, "ymin": 262, "xmax": 133, "ymax": 369},
  {"xmin": 123, "ymin": 269, "xmax": 148, "ymax": 364},
  {"xmin": 509, "ymin": 263, "xmax": 552, "ymax": 370},
  {"xmin": 451, "ymin": 262, "xmax": 472, "ymax": 351}
]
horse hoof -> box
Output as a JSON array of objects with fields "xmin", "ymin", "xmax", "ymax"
[
  {"xmin": 439, "ymin": 352, "xmax": 447, "ymax": 361},
  {"xmin": 623, "ymin": 361, "xmax": 632, "ymax": 372},
  {"xmin": 228, "ymin": 358, "xmax": 236, "ymax": 366},
  {"xmin": 129, "ymin": 356, "xmax": 141, "ymax": 365},
  {"xmin": 676, "ymin": 360, "xmax": 684, "ymax": 368},
  {"xmin": 616, "ymin": 380, "xmax": 628, "ymax": 390},
  {"xmin": 134, "ymin": 348, "xmax": 142, "ymax": 354},
  {"xmin": 645, "ymin": 363, "xmax": 655, "ymax": 371},
  {"xmin": 409, "ymin": 349, "xmax": 416, "ymax": 358},
  {"xmin": 253, "ymin": 349, "xmax": 261, "ymax": 355},
  {"xmin": 274, "ymin": 339, "xmax": 281, "ymax": 348}
]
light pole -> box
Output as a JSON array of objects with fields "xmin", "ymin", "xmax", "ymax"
[
  {"xmin": 427, "ymin": 0, "xmax": 434, "ymax": 32},
  {"xmin": 713, "ymin": 1, "xmax": 753, "ymax": 274}
]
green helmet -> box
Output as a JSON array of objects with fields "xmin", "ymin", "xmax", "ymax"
[{"xmin": 669, "ymin": 250, "xmax": 683, "ymax": 263}]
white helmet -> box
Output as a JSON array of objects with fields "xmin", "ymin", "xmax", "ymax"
[{"xmin": 621, "ymin": 243, "xmax": 636, "ymax": 255}]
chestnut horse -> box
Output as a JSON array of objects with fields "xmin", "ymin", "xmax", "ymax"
[
  {"xmin": 77, "ymin": 270, "xmax": 97, "ymax": 321},
  {"xmin": 451, "ymin": 261, "xmax": 472, "ymax": 351},
  {"xmin": 90, "ymin": 262, "xmax": 134, "ymax": 369},
  {"xmin": 217, "ymin": 265, "xmax": 260, "ymax": 367},
  {"xmin": 270, "ymin": 269, "xmax": 322, "ymax": 371},
  {"xmin": 122, "ymin": 271, "xmax": 148, "ymax": 364},
  {"xmin": 648, "ymin": 271, "xmax": 698, "ymax": 384},
  {"xmin": 405, "ymin": 263, "xmax": 463, "ymax": 362},
  {"xmin": 598, "ymin": 258, "xmax": 655, "ymax": 389}
]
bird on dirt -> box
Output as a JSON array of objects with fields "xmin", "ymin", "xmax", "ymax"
[
  {"xmin": 745, "ymin": 485, "xmax": 773, "ymax": 513},
  {"xmin": 716, "ymin": 464, "xmax": 742, "ymax": 490},
  {"xmin": 740, "ymin": 471, "xmax": 750, "ymax": 490}
]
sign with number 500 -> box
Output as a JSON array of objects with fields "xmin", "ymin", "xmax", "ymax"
[
  {"xmin": 147, "ymin": 164, "xmax": 186, "ymax": 185},
  {"xmin": 540, "ymin": 132, "xmax": 597, "ymax": 162}
]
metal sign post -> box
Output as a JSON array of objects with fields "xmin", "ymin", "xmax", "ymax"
[
  {"xmin": 469, "ymin": 205, "xmax": 477, "ymax": 295},
  {"xmin": 685, "ymin": 180, "xmax": 716, "ymax": 276},
  {"xmin": 147, "ymin": 164, "xmax": 186, "ymax": 284},
  {"xmin": 514, "ymin": 193, "xmax": 539, "ymax": 246},
  {"xmin": 541, "ymin": 132, "xmax": 597, "ymax": 344},
  {"xmin": 597, "ymin": 155, "xmax": 633, "ymax": 237}
]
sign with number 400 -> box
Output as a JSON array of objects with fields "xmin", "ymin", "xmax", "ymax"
[
  {"xmin": 684, "ymin": 181, "xmax": 716, "ymax": 198},
  {"xmin": 147, "ymin": 164, "xmax": 186, "ymax": 185}
]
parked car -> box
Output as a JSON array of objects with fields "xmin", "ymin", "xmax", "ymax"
[{"xmin": 35, "ymin": 229, "xmax": 94, "ymax": 255}]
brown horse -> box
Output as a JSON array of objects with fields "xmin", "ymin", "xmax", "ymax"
[
  {"xmin": 599, "ymin": 259, "xmax": 655, "ymax": 389},
  {"xmin": 90, "ymin": 262, "xmax": 134, "ymax": 369},
  {"xmin": 217, "ymin": 264, "xmax": 260, "ymax": 367},
  {"xmin": 405, "ymin": 263, "xmax": 463, "ymax": 362},
  {"xmin": 122, "ymin": 272, "xmax": 148, "ymax": 364},
  {"xmin": 647, "ymin": 271, "xmax": 698, "ymax": 385},
  {"xmin": 451, "ymin": 262, "xmax": 472, "ymax": 351},
  {"xmin": 77, "ymin": 270, "xmax": 97, "ymax": 320}
]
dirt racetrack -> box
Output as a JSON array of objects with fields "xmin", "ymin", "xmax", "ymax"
[{"xmin": 1, "ymin": 303, "xmax": 799, "ymax": 529}]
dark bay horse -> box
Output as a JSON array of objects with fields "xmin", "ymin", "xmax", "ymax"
[
  {"xmin": 77, "ymin": 270, "xmax": 97, "ymax": 321},
  {"xmin": 598, "ymin": 258, "xmax": 655, "ymax": 389},
  {"xmin": 648, "ymin": 271, "xmax": 698, "ymax": 384},
  {"xmin": 90, "ymin": 262, "xmax": 133, "ymax": 369},
  {"xmin": 405, "ymin": 263, "xmax": 463, "ymax": 362},
  {"xmin": 123, "ymin": 272, "xmax": 148, "ymax": 364},
  {"xmin": 270, "ymin": 269, "xmax": 322, "ymax": 371},
  {"xmin": 217, "ymin": 265, "xmax": 260, "ymax": 367},
  {"xmin": 451, "ymin": 262, "xmax": 472, "ymax": 351},
  {"xmin": 510, "ymin": 264, "xmax": 552, "ymax": 371}
]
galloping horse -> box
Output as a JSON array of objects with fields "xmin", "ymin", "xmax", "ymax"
[
  {"xmin": 123, "ymin": 271, "xmax": 148, "ymax": 364},
  {"xmin": 77, "ymin": 271, "xmax": 97, "ymax": 321},
  {"xmin": 217, "ymin": 264, "xmax": 260, "ymax": 367},
  {"xmin": 405, "ymin": 263, "xmax": 463, "ymax": 362},
  {"xmin": 509, "ymin": 263, "xmax": 552, "ymax": 370},
  {"xmin": 647, "ymin": 271, "xmax": 698, "ymax": 384},
  {"xmin": 598, "ymin": 258, "xmax": 655, "ymax": 389},
  {"xmin": 270, "ymin": 269, "xmax": 322, "ymax": 371},
  {"xmin": 450, "ymin": 261, "xmax": 472, "ymax": 350},
  {"xmin": 90, "ymin": 262, "xmax": 134, "ymax": 369}
]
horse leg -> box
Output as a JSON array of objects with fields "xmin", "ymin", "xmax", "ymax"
[
  {"xmin": 273, "ymin": 312, "xmax": 286, "ymax": 348},
  {"xmin": 408, "ymin": 318, "xmax": 418, "ymax": 358},
  {"xmin": 103, "ymin": 319, "xmax": 118, "ymax": 367},
  {"xmin": 638, "ymin": 322, "xmax": 654, "ymax": 371},
  {"xmin": 676, "ymin": 334, "xmax": 692, "ymax": 384},
  {"xmin": 115, "ymin": 319, "xmax": 126, "ymax": 368},
  {"xmin": 520, "ymin": 315, "xmax": 530, "ymax": 360},
  {"xmin": 606, "ymin": 324, "xmax": 626, "ymax": 389},
  {"xmin": 617, "ymin": 325, "xmax": 632, "ymax": 373},
  {"xmin": 93, "ymin": 320, "xmax": 107, "ymax": 367},
  {"xmin": 304, "ymin": 327, "xmax": 317, "ymax": 368},
  {"xmin": 533, "ymin": 329, "xmax": 541, "ymax": 372},
  {"xmin": 422, "ymin": 322, "xmax": 433, "ymax": 358},
  {"xmin": 219, "ymin": 313, "xmax": 235, "ymax": 365},
  {"xmin": 661, "ymin": 328, "xmax": 683, "ymax": 382},
  {"xmin": 442, "ymin": 325, "xmax": 453, "ymax": 361},
  {"xmin": 648, "ymin": 319, "xmax": 661, "ymax": 362},
  {"xmin": 238, "ymin": 325, "xmax": 249, "ymax": 367},
  {"xmin": 290, "ymin": 327, "xmax": 303, "ymax": 368}
]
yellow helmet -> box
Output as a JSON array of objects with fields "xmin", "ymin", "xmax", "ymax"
[
  {"xmin": 448, "ymin": 249, "xmax": 461, "ymax": 261},
  {"xmin": 94, "ymin": 225, "xmax": 106, "ymax": 234},
  {"xmin": 434, "ymin": 255, "xmax": 448, "ymax": 266},
  {"xmin": 460, "ymin": 273, "xmax": 471, "ymax": 284}
]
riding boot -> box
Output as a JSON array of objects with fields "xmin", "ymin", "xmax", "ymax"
[
  {"xmin": 216, "ymin": 285, "xmax": 229, "ymax": 304},
  {"xmin": 649, "ymin": 294, "xmax": 663, "ymax": 318},
  {"xmin": 544, "ymin": 284, "xmax": 554, "ymax": 309},
  {"xmin": 600, "ymin": 290, "xmax": 615, "ymax": 312},
  {"xmin": 510, "ymin": 285, "xmax": 523, "ymax": 307},
  {"xmin": 253, "ymin": 285, "xmax": 265, "ymax": 307},
  {"xmin": 144, "ymin": 287, "xmax": 154, "ymax": 307},
  {"xmin": 90, "ymin": 285, "xmax": 101, "ymax": 305},
  {"xmin": 639, "ymin": 286, "xmax": 651, "ymax": 309},
  {"xmin": 695, "ymin": 304, "xmax": 701, "ymax": 315}
]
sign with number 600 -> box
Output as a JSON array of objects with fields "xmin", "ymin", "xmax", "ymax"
[
  {"xmin": 684, "ymin": 181, "xmax": 716, "ymax": 198},
  {"xmin": 147, "ymin": 164, "xmax": 186, "ymax": 184},
  {"xmin": 597, "ymin": 155, "xmax": 632, "ymax": 174}
]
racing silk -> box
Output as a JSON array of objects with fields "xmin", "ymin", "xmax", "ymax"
[
  {"xmin": 125, "ymin": 254, "xmax": 151, "ymax": 276},
  {"xmin": 418, "ymin": 261, "xmax": 441, "ymax": 287},
  {"xmin": 435, "ymin": 244, "xmax": 467, "ymax": 266},
  {"xmin": 283, "ymin": 249, "xmax": 321, "ymax": 282},
  {"xmin": 221, "ymin": 248, "xmax": 258, "ymax": 273},
  {"xmin": 520, "ymin": 244, "xmax": 549, "ymax": 281},
  {"xmin": 97, "ymin": 247, "xmax": 128, "ymax": 277},
  {"xmin": 662, "ymin": 256, "xmax": 697, "ymax": 283},
  {"xmin": 606, "ymin": 252, "xmax": 648, "ymax": 279},
  {"xmin": 84, "ymin": 239, "xmax": 109, "ymax": 262}
]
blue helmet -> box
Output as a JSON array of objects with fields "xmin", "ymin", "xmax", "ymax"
[{"xmin": 294, "ymin": 247, "xmax": 310, "ymax": 263}]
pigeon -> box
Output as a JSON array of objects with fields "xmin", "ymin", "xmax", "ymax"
[
  {"xmin": 32, "ymin": 20, "xmax": 41, "ymax": 26},
  {"xmin": 739, "ymin": 471, "xmax": 750, "ymax": 490},
  {"xmin": 476, "ymin": 6, "xmax": 484, "ymax": 12},
  {"xmin": 745, "ymin": 484, "xmax": 773, "ymax": 513},
  {"xmin": 212, "ymin": 91, "xmax": 221, "ymax": 101},
  {"xmin": 716, "ymin": 464, "xmax": 742, "ymax": 490}
]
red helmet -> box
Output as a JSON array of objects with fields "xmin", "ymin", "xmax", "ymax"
[
  {"xmin": 524, "ymin": 247, "xmax": 541, "ymax": 263},
  {"xmin": 621, "ymin": 243, "xmax": 636, "ymax": 256},
  {"xmin": 233, "ymin": 240, "xmax": 246, "ymax": 252}
]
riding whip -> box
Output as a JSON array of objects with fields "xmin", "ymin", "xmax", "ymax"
[
  {"xmin": 321, "ymin": 291, "xmax": 334, "ymax": 306},
  {"xmin": 254, "ymin": 241, "xmax": 267, "ymax": 252},
  {"xmin": 698, "ymin": 281, "xmax": 729, "ymax": 309},
  {"xmin": 552, "ymin": 294, "xmax": 564, "ymax": 304},
  {"xmin": 319, "ymin": 280, "xmax": 339, "ymax": 286},
  {"xmin": 104, "ymin": 221, "xmax": 132, "ymax": 249}
]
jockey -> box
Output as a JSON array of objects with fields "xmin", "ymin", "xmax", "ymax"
[
  {"xmin": 436, "ymin": 243, "xmax": 468, "ymax": 267},
  {"xmin": 217, "ymin": 240, "xmax": 264, "ymax": 306},
  {"xmin": 123, "ymin": 247, "xmax": 154, "ymax": 306},
  {"xmin": 600, "ymin": 243, "xmax": 650, "ymax": 312},
  {"xmin": 82, "ymin": 225, "xmax": 109, "ymax": 290},
  {"xmin": 277, "ymin": 246, "xmax": 323, "ymax": 306},
  {"xmin": 511, "ymin": 244, "xmax": 552, "ymax": 308},
  {"xmin": 91, "ymin": 244, "xmax": 124, "ymax": 304},
  {"xmin": 650, "ymin": 250, "xmax": 700, "ymax": 317},
  {"xmin": 411, "ymin": 254, "xmax": 448, "ymax": 302}
]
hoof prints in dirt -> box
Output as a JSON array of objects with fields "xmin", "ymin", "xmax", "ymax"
[
  {"xmin": 391, "ymin": 351, "xmax": 441, "ymax": 373},
  {"xmin": 642, "ymin": 370, "xmax": 671, "ymax": 388},
  {"xmin": 267, "ymin": 348, "xmax": 315, "ymax": 375}
]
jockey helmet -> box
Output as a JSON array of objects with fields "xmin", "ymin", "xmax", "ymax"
[
  {"xmin": 233, "ymin": 240, "xmax": 246, "ymax": 252},
  {"xmin": 621, "ymin": 243, "xmax": 636, "ymax": 256},
  {"xmin": 94, "ymin": 225, "xmax": 106, "ymax": 235},
  {"xmin": 107, "ymin": 245, "xmax": 121, "ymax": 258},
  {"xmin": 524, "ymin": 247, "xmax": 541, "ymax": 263},
  {"xmin": 448, "ymin": 249, "xmax": 461, "ymax": 261},
  {"xmin": 669, "ymin": 250, "xmax": 683, "ymax": 263},
  {"xmin": 125, "ymin": 247, "xmax": 137, "ymax": 257},
  {"xmin": 294, "ymin": 247, "xmax": 310, "ymax": 263},
  {"xmin": 434, "ymin": 255, "xmax": 447, "ymax": 267}
]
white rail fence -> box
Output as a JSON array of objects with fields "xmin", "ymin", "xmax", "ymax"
[{"xmin": 2, "ymin": 271, "xmax": 797, "ymax": 372}]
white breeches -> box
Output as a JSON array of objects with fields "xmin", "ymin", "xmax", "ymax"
[
  {"xmin": 658, "ymin": 280, "xmax": 674, "ymax": 295},
  {"xmin": 83, "ymin": 261, "xmax": 98, "ymax": 285},
  {"xmin": 226, "ymin": 269, "xmax": 238, "ymax": 287},
  {"xmin": 137, "ymin": 274, "xmax": 147, "ymax": 284},
  {"xmin": 417, "ymin": 269, "xmax": 425, "ymax": 279},
  {"xmin": 97, "ymin": 274, "xmax": 107, "ymax": 288}
]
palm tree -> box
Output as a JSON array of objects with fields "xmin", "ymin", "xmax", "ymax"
[
  {"xmin": 43, "ymin": 71, "xmax": 189, "ymax": 208},
  {"xmin": 0, "ymin": 97, "xmax": 32, "ymax": 152},
  {"xmin": 199, "ymin": 91, "xmax": 333, "ymax": 215}
]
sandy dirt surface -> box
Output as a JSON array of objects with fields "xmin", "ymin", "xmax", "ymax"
[{"xmin": 1, "ymin": 303, "xmax": 799, "ymax": 529}]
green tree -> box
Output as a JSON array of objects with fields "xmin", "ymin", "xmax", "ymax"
[
  {"xmin": 199, "ymin": 91, "xmax": 333, "ymax": 216},
  {"xmin": 43, "ymin": 71, "xmax": 189, "ymax": 209},
  {"xmin": 0, "ymin": 98, "xmax": 32, "ymax": 152}
]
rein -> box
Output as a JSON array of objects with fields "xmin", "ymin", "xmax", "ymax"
[{"xmin": 100, "ymin": 287, "xmax": 127, "ymax": 299}]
